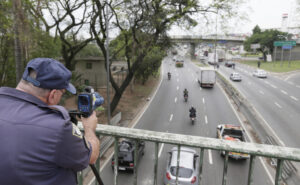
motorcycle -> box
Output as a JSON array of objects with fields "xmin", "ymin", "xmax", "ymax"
[
  {"xmin": 184, "ymin": 94, "xmax": 188, "ymax": 102},
  {"xmin": 190, "ymin": 112, "xmax": 196, "ymax": 125}
]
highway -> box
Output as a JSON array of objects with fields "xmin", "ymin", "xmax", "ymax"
[
  {"xmin": 95, "ymin": 57, "xmax": 273, "ymax": 185},
  {"xmin": 219, "ymin": 62, "xmax": 300, "ymax": 148}
]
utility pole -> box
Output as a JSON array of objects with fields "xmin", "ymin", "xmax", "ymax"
[
  {"xmin": 214, "ymin": 11, "xmax": 218, "ymax": 68},
  {"xmin": 105, "ymin": 3, "xmax": 111, "ymax": 125}
]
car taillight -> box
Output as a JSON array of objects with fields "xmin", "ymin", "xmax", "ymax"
[
  {"xmin": 111, "ymin": 161, "xmax": 115, "ymax": 165},
  {"xmin": 191, "ymin": 176, "xmax": 196, "ymax": 184},
  {"xmin": 166, "ymin": 172, "xmax": 171, "ymax": 180},
  {"xmin": 129, "ymin": 163, "xmax": 134, "ymax": 167}
]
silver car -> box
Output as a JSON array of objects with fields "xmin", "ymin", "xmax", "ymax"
[
  {"xmin": 252, "ymin": 69, "xmax": 267, "ymax": 78},
  {"xmin": 164, "ymin": 147, "xmax": 199, "ymax": 185},
  {"xmin": 230, "ymin": 72, "xmax": 242, "ymax": 81}
]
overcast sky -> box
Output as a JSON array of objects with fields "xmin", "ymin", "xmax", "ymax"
[
  {"xmin": 168, "ymin": 0, "xmax": 299, "ymax": 36},
  {"xmin": 241, "ymin": 0, "xmax": 298, "ymax": 33}
]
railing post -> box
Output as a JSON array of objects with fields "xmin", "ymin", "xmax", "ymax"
[
  {"xmin": 133, "ymin": 140, "xmax": 139, "ymax": 185},
  {"xmin": 77, "ymin": 171, "xmax": 83, "ymax": 185},
  {"xmin": 176, "ymin": 145, "xmax": 181, "ymax": 185},
  {"xmin": 95, "ymin": 136, "xmax": 101, "ymax": 185},
  {"xmin": 275, "ymin": 159, "xmax": 284, "ymax": 185},
  {"xmin": 222, "ymin": 151, "xmax": 229, "ymax": 185},
  {"xmin": 113, "ymin": 137, "xmax": 119, "ymax": 185},
  {"xmin": 153, "ymin": 142, "xmax": 159, "ymax": 185},
  {"xmin": 198, "ymin": 148, "xmax": 204, "ymax": 185},
  {"xmin": 247, "ymin": 155, "xmax": 256, "ymax": 185}
]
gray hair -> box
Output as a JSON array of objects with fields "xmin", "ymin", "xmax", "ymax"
[{"xmin": 17, "ymin": 70, "xmax": 51, "ymax": 98}]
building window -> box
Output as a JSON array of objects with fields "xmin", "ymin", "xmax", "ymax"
[
  {"xmin": 84, "ymin": 79, "xmax": 89, "ymax": 85},
  {"xmin": 86, "ymin": 62, "xmax": 92, "ymax": 69}
]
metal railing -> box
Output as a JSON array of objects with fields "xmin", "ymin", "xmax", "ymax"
[{"xmin": 78, "ymin": 124, "xmax": 300, "ymax": 185}]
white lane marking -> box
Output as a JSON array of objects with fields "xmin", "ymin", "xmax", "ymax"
[
  {"xmin": 288, "ymin": 81, "xmax": 294, "ymax": 85},
  {"xmin": 290, "ymin": 96, "xmax": 298, "ymax": 101},
  {"xmin": 158, "ymin": 143, "xmax": 165, "ymax": 158},
  {"xmin": 177, "ymin": 79, "xmax": 179, "ymax": 82},
  {"xmin": 205, "ymin": 116, "xmax": 208, "ymax": 124},
  {"xmin": 202, "ymin": 98, "xmax": 205, "ymax": 104},
  {"xmin": 270, "ymin": 84, "xmax": 277, "ymax": 89},
  {"xmin": 208, "ymin": 149, "xmax": 213, "ymax": 164},
  {"xmin": 275, "ymin": 102, "xmax": 282, "ymax": 109},
  {"xmin": 259, "ymin": 90, "xmax": 264, "ymax": 95},
  {"xmin": 169, "ymin": 114, "xmax": 173, "ymax": 122},
  {"xmin": 264, "ymin": 81, "xmax": 269, "ymax": 84},
  {"xmin": 296, "ymin": 85, "xmax": 300, "ymax": 88},
  {"xmin": 175, "ymin": 97, "xmax": 177, "ymax": 103},
  {"xmin": 195, "ymin": 78, "xmax": 198, "ymax": 82},
  {"xmin": 177, "ymin": 86, "xmax": 179, "ymax": 90},
  {"xmin": 248, "ymin": 82, "xmax": 252, "ymax": 85},
  {"xmin": 280, "ymin": 90, "xmax": 288, "ymax": 95}
]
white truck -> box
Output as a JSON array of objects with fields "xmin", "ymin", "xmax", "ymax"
[{"xmin": 198, "ymin": 67, "xmax": 216, "ymax": 88}]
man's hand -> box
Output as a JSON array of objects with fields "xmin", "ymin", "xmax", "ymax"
[{"xmin": 81, "ymin": 111, "xmax": 100, "ymax": 164}]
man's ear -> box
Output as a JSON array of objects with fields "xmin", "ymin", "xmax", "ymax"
[{"xmin": 47, "ymin": 89, "xmax": 57, "ymax": 105}]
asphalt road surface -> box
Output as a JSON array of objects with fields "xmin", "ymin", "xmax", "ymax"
[
  {"xmin": 94, "ymin": 56, "xmax": 274, "ymax": 185},
  {"xmin": 219, "ymin": 63, "xmax": 300, "ymax": 148}
]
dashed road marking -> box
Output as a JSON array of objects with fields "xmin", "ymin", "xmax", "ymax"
[
  {"xmin": 177, "ymin": 86, "xmax": 179, "ymax": 90},
  {"xmin": 281, "ymin": 90, "xmax": 288, "ymax": 95},
  {"xmin": 175, "ymin": 97, "xmax": 177, "ymax": 103},
  {"xmin": 158, "ymin": 143, "xmax": 165, "ymax": 158},
  {"xmin": 203, "ymin": 98, "xmax": 205, "ymax": 104},
  {"xmin": 259, "ymin": 90, "xmax": 264, "ymax": 95},
  {"xmin": 296, "ymin": 85, "xmax": 300, "ymax": 88},
  {"xmin": 205, "ymin": 116, "xmax": 208, "ymax": 124},
  {"xmin": 177, "ymin": 79, "xmax": 179, "ymax": 82},
  {"xmin": 275, "ymin": 102, "xmax": 282, "ymax": 109},
  {"xmin": 169, "ymin": 114, "xmax": 173, "ymax": 122},
  {"xmin": 270, "ymin": 84, "xmax": 277, "ymax": 89},
  {"xmin": 290, "ymin": 96, "xmax": 298, "ymax": 101}
]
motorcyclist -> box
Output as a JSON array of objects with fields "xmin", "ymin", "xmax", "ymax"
[
  {"xmin": 189, "ymin": 106, "xmax": 196, "ymax": 118},
  {"xmin": 167, "ymin": 72, "xmax": 171, "ymax": 79},
  {"xmin": 183, "ymin": 88, "xmax": 188, "ymax": 97}
]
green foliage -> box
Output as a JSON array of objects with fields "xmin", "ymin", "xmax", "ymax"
[
  {"xmin": 244, "ymin": 25, "xmax": 288, "ymax": 60},
  {"xmin": 134, "ymin": 45, "xmax": 166, "ymax": 84},
  {"xmin": 77, "ymin": 43, "xmax": 103, "ymax": 58},
  {"xmin": 30, "ymin": 30, "xmax": 61, "ymax": 59}
]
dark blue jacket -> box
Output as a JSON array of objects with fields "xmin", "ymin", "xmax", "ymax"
[{"xmin": 0, "ymin": 87, "xmax": 91, "ymax": 185}]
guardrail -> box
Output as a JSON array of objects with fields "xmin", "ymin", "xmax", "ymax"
[{"xmin": 78, "ymin": 124, "xmax": 300, "ymax": 185}]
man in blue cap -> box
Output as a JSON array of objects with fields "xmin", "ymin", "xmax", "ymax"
[{"xmin": 0, "ymin": 58, "xmax": 100, "ymax": 185}]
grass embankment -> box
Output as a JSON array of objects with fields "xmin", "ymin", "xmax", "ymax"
[
  {"xmin": 191, "ymin": 59, "xmax": 208, "ymax": 67},
  {"xmin": 239, "ymin": 60, "xmax": 300, "ymax": 73}
]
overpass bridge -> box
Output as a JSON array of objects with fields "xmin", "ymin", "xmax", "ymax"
[{"xmin": 168, "ymin": 35, "xmax": 246, "ymax": 58}]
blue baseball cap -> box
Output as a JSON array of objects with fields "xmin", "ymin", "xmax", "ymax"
[{"xmin": 22, "ymin": 58, "xmax": 76, "ymax": 94}]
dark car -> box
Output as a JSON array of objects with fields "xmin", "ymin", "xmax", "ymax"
[
  {"xmin": 225, "ymin": 61, "xmax": 235, "ymax": 67},
  {"xmin": 111, "ymin": 139, "xmax": 145, "ymax": 172}
]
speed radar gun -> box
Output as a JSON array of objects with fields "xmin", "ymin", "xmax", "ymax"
[
  {"xmin": 77, "ymin": 86, "xmax": 104, "ymax": 117},
  {"xmin": 68, "ymin": 86, "xmax": 105, "ymax": 185}
]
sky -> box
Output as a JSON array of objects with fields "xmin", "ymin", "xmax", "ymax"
[
  {"xmin": 168, "ymin": 0, "xmax": 299, "ymax": 36},
  {"xmin": 241, "ymin": 0, "xmax": 299, "ymax": 33}
]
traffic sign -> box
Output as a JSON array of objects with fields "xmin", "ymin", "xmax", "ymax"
[
  {"xmin": 274, "ymin": 41, "xmax": 296, "ymax": 47},
  {"xmin": 282, "ymin": 45, "xmax": 292, "ymax": 50},
  {"xmin": 251, "ymin": 43, "xmax": 260, "ymax": 49}
]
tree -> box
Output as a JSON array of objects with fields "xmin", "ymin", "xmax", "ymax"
[
  {"xmin": 244, "ymin": 26, "xmax": 288, "ymax": 61},
  {"xmin": 91, "ymin": 0, "xmax": 243, "ymax": 113},
  {"xmin": 28, "ymin": 0, "xmax": 94, "ymax": 70},
  {"xmin": 0, "ymin": 0, "xmax": 15, "ymax": 87}
]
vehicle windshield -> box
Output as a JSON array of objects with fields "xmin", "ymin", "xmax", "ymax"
[
  {"xmin": 223, "ymin": 129, "xmax": 243, "ymax": 137},
  {"xmin": 170, "ymin": 167, "xmax": 193, "ymax": 178}
]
